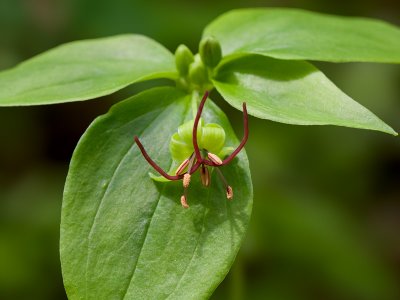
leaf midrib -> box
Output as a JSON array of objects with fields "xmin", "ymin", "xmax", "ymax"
[
  {"xmin": 165, "ymin": 187, "xmax": 212, "ymax": 299},
  {"xmin": 84, "ymin": 108, "xmax": 171, "ymax": 299},
  {"xmin": 120, "ymin": 99, "xmax": 190, "ymax": 299}
]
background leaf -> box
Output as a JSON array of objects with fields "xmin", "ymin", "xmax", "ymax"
[
  {"xmin": 204, "ymin": 8, "xmax": 400, "ymax": 63},
  {"xmin": 0, "ymin": 35, "xmax": 176, "ymax": 106},
  {"xmin": 213, "ymin": 55, "xmax": 396, "ymax": 135},
  {"xmin": 60, "ymin": 87, "xmax": 252, "ymax": 299}
]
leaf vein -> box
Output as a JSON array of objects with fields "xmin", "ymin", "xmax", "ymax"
[
  {"xmin": 84, "ymin": 107, "xmax": 170, "ymax": 299},
  {"xmin": 165, "ymin": 188, "xmax": 212, "ymax": 299},
  {"xmin": 120, "ymin": 98, "xmax": 190, "ymax": 299}
]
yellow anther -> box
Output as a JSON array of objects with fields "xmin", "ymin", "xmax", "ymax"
[
  {"xmin": 207, "ymin": 152, "xmax": 223, "ymax": 165},
  {"xmin": 226, "ymin": 186, "xmax": 233, "ymax": 200},
  {"xmin": 183, "ymin": 173, "xmax": 191, "ymax": 188}
]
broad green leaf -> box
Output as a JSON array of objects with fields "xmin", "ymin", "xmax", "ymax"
[
  {"xmin": 60, "ymin": 87, "xmax": 252, "ymax": 299},
  {"xmin": 0, "ymin": 35, "xmax": 176, "ymax": 106},
  {"xmin": 213, "ymin": 55, "xmax": 396, "ymax": 135},
  {"xmin": 204, "ymin": 8, "xmax": 400, "ymax": 63}
]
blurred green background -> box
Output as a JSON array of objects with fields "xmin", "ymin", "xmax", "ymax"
[{"xmin": 0, "ymin": 1, "xmax": 399, "ymax": 299}]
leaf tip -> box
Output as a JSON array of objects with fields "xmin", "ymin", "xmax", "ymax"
[{"xmin": 381, "ymin": 125, "xmax": 398, "ymax": 136}]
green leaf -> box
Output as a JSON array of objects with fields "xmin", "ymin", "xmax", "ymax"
[
  {"xmin": 60, "ymin": 87, "xmax": 252, "ymax": 299},
  {"xmin": 0, "ymin": 35, "xmax": 176, "ymax": 106},
  {"xmin": 213, "ymin": 55, "xmax": 396, "ymax": 135},
  {"xmin": 204, "ymin": 8, "xmax": 400, "ymax": 63}
]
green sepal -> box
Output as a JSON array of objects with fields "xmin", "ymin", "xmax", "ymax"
[
  {"xmin": 170, "ymin": 132, "xmax": 192, "ymax": 162},
  {"xmin": 177, "ymin": 118, "xmax": 204, "ymax": 145},
  {"xmin": 199, "ymin": 123, "xmax": 225, "ymax": 154},
  {"xmin": 169, "ymin": 118, "xmax": 228, "ymax": 165}
]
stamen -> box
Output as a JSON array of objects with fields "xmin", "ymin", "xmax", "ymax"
[
  {"xmin": 179, "ymin": 152, "xmax": 199, "ymax": 206},
  {"xmin": 226, "ymin": 186, "xmax": 233, "ymax": 200},
  {"xmin": 186, "ymin": 153, "xmax": 197, "ymax": 175},
  {"xmin": 175, "ymin": 158, "xmax": 190, "ymax": 175},
  {"xmin": 200, "ymin": 164, "xmax": 210, "ymax": 187},
  {"xmin": 215, "ymin": 168, "xmax": 233, "ymax": 200},
  {"xmin": 180, "ymin": 195, "xmax": 189, "ymax": 208},
  {"xmin": 183, "ymin": 173, "xmax": 191, "ymax": 188},
  {"xmin": 207, "ymin": 152, "xmax": 223, "ymax": 165}
]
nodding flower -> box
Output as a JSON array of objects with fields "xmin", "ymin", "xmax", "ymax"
[{"xmin": 134, "ymin": 91, "xmax": 248, "ymax": 208}]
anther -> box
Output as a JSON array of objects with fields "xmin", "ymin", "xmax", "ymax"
[
  {"xmin": 207, "ymin": 152, "xmax": 223, "ymax": 165},
  {"xmin": 175, "ymin": 158, "xmax": 189, "ymax": 175},
  {"xmin": 215, "ymin": 168, "xmax": 233, "ymax": 200},
  {"xmin": 226, "ymin": 186, "xmax": 233, "ymax": 200},
  {"xmin": 183, "ymin": 173, "xmax": 191, "ymax": 188},
  {"xmin": 180, "ymin": 195, "xmax": 189, "ymax": 208},
  {"xmin": 200, "ymin": 165, "xmax": 210, "ymax": 187}
]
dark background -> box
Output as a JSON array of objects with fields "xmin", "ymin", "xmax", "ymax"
[{"xmin": 0, "ymin": 0, "xmax": 399, "ymax": 299}]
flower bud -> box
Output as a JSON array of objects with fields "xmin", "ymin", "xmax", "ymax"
[
  {"xmin": 199, "ymin": 36, "xmax": 222, "ymax": 68},
  {"xmin": 188, "ymin": 55, "xmax": 208, "ymax": 87},
  {"xmin": 175, "ymin": 44, "xmax": 194, "ymax": 76}
]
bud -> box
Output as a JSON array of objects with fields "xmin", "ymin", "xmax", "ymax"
[
  {"xmin": 180, "ymin": 195, "xmax": 189, "ymax": 208},
  {"xmin": 183, "ymin": 173, "xmax": 191, "ymax": 188},
  {"xmin": 188, "ymin": 54, "xmax": 208, "ymax": 87},
  {"xmin": 175, "ymin": 158, "xmax": 189, "ymax": 175},
  {"xmin": 199, "ymin": 36, "xmax": 222, "ymax": 68},
  {"xmin": 175, "ymin": 44, "xmax": 194, "ymax": 76},
  {"xmin": 207, "ymin": 152, "xmax": 223, "ymax": 165},
  {"xmin": 200, "ymin": 165, "xmax": 210, "ymax": 187},
  {"xmin": 226, "ymin": 186, "xmax": 233, "ymax": 200}
]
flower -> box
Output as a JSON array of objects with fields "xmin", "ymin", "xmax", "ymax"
[{"xmin": 134, "ymin": 91, "xmax": 248, "ymax": 208}]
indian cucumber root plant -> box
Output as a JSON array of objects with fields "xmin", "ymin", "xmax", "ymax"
[{"xmin": 0, "ymin": 7, "xmax": 399, "ymax": 299}]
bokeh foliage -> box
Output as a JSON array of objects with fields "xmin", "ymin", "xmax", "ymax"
[{"xmin": 0, "ymin": 0, "xmax": 399, "ymax": 299}]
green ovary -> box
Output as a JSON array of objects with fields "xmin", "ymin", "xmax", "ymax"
[{"xmin": 169, "ymin": 119, "xmax": 227, "ymax": 162}]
